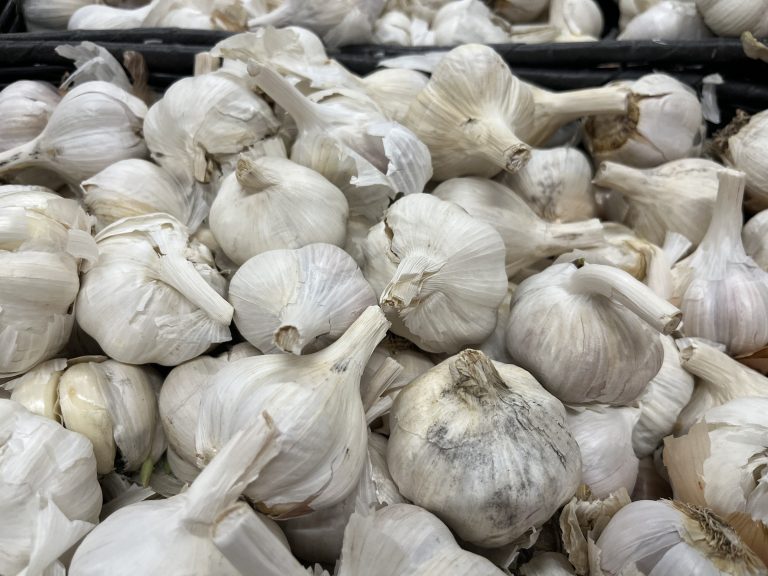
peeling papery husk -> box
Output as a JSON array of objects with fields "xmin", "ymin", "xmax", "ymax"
[
  {"xmin": 0, "ymin": 81, "xmax": 61, "ymax": 153},
  {"xmin": 716, "ymin": 109, "xmax": 768, "ymax": 211}
]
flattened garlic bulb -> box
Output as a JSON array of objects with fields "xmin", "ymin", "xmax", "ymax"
[
  {"xmin": 388, "ymin": 350, "xmax": 582, "ymax": 547},
  {"xmin": 362, "ymin": 193, "xmax": 507, "ymax": 353},
  {"xmin": 0, "ymin": 81, "xmax": 61, "ymax": 152}
]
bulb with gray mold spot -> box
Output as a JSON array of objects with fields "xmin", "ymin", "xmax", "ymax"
[{"xmin": 386, "ymin": 349, "xmax": 582, "ymax": 548}]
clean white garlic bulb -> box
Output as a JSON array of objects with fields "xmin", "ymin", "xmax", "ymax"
[
  {"xmin": 209, "ymin": 156, "xmax": 349, "ymax": 266},
  {"xmin": 362, "ymin": 193, "xmax": 507, "ymax": 353},
  {"xmin": 744, "ymin": 210, "xmax": 768, "ymax": 270},
  {"xmin": 584, "ymin": 73, "xmax": 705, "ymax": 168},
  {"xmin": 672, "ymin": 169, "xmax": 768, "ymax": 356},
  {"xmin": 550, "ymin": 0, "xmax": 604, "ymax": 41},
  {"xmin": 716, "ymin": 110, "xmax": 768, "ymax": 210},
  {"xmin": 0, "ymin": 185, "xmax": 97, "ymax": 377},
  {"xmin": 593, "ymin": 158, "xmax": 720, "ymax": 246},
  {"xmin": 500, "ymin": 147, "xmax": 598, "ymax": 223},
  {"xmin": 22, "ymin": 0, "xmax": 99, "ymax": 30},
  {"xmin": 619, "ymin": 1, "xmax": 711, "ymax": 40},
  {"xmin": 506, "ymin": 262, "xmax": 681, "ymax": 405},
  {"xmin": 0, "ymin": 81, "xmax": 147, "ymax": 185},
  {"xmin": 0, "ymin": 81, "xmax": 61, "ymax": 152},
  {"xmin": 695, "ymin": 0, "xmax": 768, "ymax": 37},
  {"xmin": 361, "ymin": 68, "xmax": 429, "ymax": 124},
  {"xmin": 228, "ymin": 243, "xmax": 375, "ymax": 354},
  {"xmin": 388, "ymin": 349, "xmax": 582, "ymax": 547},
  {"xmin": 432, "ymin": 0, "xmax": 512, "ymax": 45},
  {"xmin": 68, "ymin": 2, "xmax": 154, "ymax": 29},
  {"xmin": 0, "ymin": 399, "xmax": 101, "ymax": 576},
  {"xmin": 76, "ymin": 213, "xmax": 233, "ymax": 366},
  {"xmin": 433, "ymin": 177, "xmax": 604, "ymax": 276}
]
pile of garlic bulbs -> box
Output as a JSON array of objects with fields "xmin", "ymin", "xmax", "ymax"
[{"xmin": 4, "ymin": 27, "xmax": 768, "ymax": 575}]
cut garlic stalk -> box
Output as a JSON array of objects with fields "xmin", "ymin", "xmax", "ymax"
[{"xmin": 0, "ymin": 81, "xmax": 61, "ymax": 153}]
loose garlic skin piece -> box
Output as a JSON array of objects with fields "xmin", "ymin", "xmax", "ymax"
[
  {"xmin": 0, "ymin": 81, "xmax": 61, "ymax": 152},
  {"xmin": 695, "ymin": 0, "xmax": 768, "ymax": 37},
  {"xmin": 388, "ymin": 350, "xmax": 582, "ymax": 548}
]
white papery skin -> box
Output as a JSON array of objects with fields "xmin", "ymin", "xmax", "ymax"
[
  {"xmin": 229, "ymin": 243, "xmax": 375, "ymax": 354},
  {"xmin": 388, "ymin": 350, "xmax": 582, "ymax": 547},
  {"xmin": 0, "ymin": 81, "xmax": 61, "ymax": 152},
  {"xmin": 363, "ymin": 193, "xmax": 507, "ymax": 353},
  {"xmin": 550, "ymin": 0, "xmax": 604, "ymax": 41},
  {"xmin": 495, "ymin": 0, "xmax": 549, "ymax": 22},
  {"xmin": 0, "ymin": 400, "xmax": 101, "ymax": 576},
  {"xmin": 361, "ymin": 68, "xmax": 429, "ymax": 124},
  {"xmin": 76, "ymin": 213, "xmax": 233, "ymax": 366},
  {"xmin": 721, "ymin": 110, "xmax": 768, "ymax": 210},
  {"xmin": 372, "ymin": 11, "xmax": 431, "ymax": 46},
  {"xmin": 744, "ymin": 210, "xmax": 768, "ymax": 270},
  {"xmin": 594, "ymin": 499, "xmax": 765, "ymax": 575},
  {"xmin": 68, "ymin": 3, "xmax": 153, "ymax": 29},
  {"xmin": 197, "ymin": 306, "xmax": 389, "ymax": 516},
  {"xmin": 695, "ymin": 0, "xmax": 768, "ymax": 36},
  {"xmin": 520, "ymin": 552, "xmax": 576, "ymax": 575},
  {"xmin": 22, "ymin": 0, "xmax": 99, "ymax": 30},
  {"xmin": 478, "ymin": 286, "xmax": 515, "ymax": 364},
  {"xmin": 619, "ymin": 1, "xmax": 711, "ymax": 40},
  {"xmin": 0, "ymin": 186, "xmax": 97, "ymax": 377},
  {"xmin": 209, "ymin": 156, "xmax": 349, "ymax": 266},
  {"xmin": 585, "ymin": 74, "xmax": 705, "ymax": 168},
  {"xmin": 0, "ymin": 81, "xmax": 147, "ymax": 185},
  {"xmin": 432, "ymin": 0, "xmax": 512, "ymax": 45}
]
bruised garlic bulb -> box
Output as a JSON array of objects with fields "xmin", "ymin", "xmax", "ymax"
[
  {"xmin": 744, "ymin": 210, "xmax": 768, "ymax": 270},
  {"xmin": 388, "ymin": 349, "xmax": 582, "ymax": 547},
  {"xmin": 362, "ymin": 193, "xmax": 507, "ymax": 353},
  {"xmin": 584, "ymin": 74, "xmax": 705, "ymax": 168},
  {"xmin": 500, "ymin": 147, "xmax": 598, "ymax": 223},
  {"xmin": 82, "ymin": 159, "xmax": 207, "ymax": 232},
  {"xmin": 506, "ymin": 262, "xmax": 682, "ymax": 405},
  {"xmin": 695, "ymin": 0, "xmax": 768, "ymax": 37},
  {"xmin": 0, "ymin": 81, "xmax": 61, "ymax": 152},
  {"xmin": 715, "ymin": 110, "xmax": 768, "ymax": 210},
  {"xmin": 361, "ymin": 68, "xmax": 429, "ymax": 124},
  {"xmin": 0, "ymin": 400, "xmax": 101, "ymax": 576},
  {"xmin": 229, "ymin": 243, "xmax": 375, "ymax": 354},
  {"xmin": 672, "ymin": 170, "xmax": 768, "ymax": 356},
  {"xmin": 0, "ymin": 81, "xmax": 147, "ymax": 185},
  {"xmin": 22, "ymin": 0, "xmax": 98, "ymax": 30},
  {"xmin": 76, "ymin": 214, "xmax": 233, "ymax": 366},
  {"xmin": 0, "ymin": 186, "xmax": 97, "ymax": 377},
  {"xmin": 402, "ymin": 44, "xmax": 627, "ymax": 180},
  {"xmin": 209, "ymin": 156, "xmax": 348, "ymax": 266},
  {"xmin": 197, "ymin": 306, "xmax": 389, "ymax": 515},
  {"xmin": 619, "ymin": 1, "xmax": 711, "ymax": 40},
  {"xmin": 593, "ymin": 158, "xmax": 719, "ymax": 246}
]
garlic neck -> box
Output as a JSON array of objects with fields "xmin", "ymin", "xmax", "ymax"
[
  {"xmin": 448, "ymin": 349, "xmax": 506, "ymax": 405},
  {"xmin": 272, "ymin": 306, "xmax": 331, "ymax": 355},
  {"xmin": 541, "ymin": 219, "xmax": 604, "ymax": 252},
  {"xmin": 381, "ymin": 254, "xmax": 440, "ymax": 311},
  {"xmin": 534, "ymin": 86, "xmax": 628, "ymax": 142},
  {"xmin": 0, "ymin": 138, "xmax": 42, "ymax": 175},
  {"xmin": 250, "ymin": 64, "xmax": 328, "ymax": 131},
  {"xmin": 677, "ymin": 338, "xmax": 743, "ymax": 388},
  {"xmin": 468, "ymin": 116, "xmax": 532, "ymax": 174},
  {"xmin": 235, "ymin": 157, "xmax": 276, "ymax": 191},
  {"xmin": 593, "ymin": 162, "xmax": 653, "ymax": 199},
  {"xmin": 698, "ymin": 169, "xmax": 747, "ymax": 255}
]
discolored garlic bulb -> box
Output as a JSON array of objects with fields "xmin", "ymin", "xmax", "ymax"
[
  {"xmin": 0, "ymin": 81, "xmax": 61, "ymax": 153},
  {"xmin": 695, "ymin": 0, "xmax": 768, "ymax": 37},
  {"xmin": 715, "ymin": 110, "xmax": 768, "ymax": 210},
  {"xmin": 619, "ymin": 1, "xmax": 711, "ymax": 40}
]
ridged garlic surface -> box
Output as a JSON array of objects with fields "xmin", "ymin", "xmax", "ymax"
[
  {"xmin": 0, "ymin": 81, "xmax": 61, "ymax": 152},
  {"xmin": 695, "ymin": 0, "xmax": 768, "ymax": 37},
  {"xmin": 388, "ymin": 349, "xmax": 582, "ymax": 547},
  {"xmin": 744, "ymin": 210, "xmax": 768, "ymax": 270},
  {"xmin": 209, "ymin": 156, "xmax": 348, "ymax": 266},
  {"xmin": 584, "ymin": 73, "xmax": 705, "ymax": 168},
  {"xmin": 716, "ymin": 110, "xmax": 768, "ymax": 210},
  {"xmin": 362, "ymin": 193, "xmax": 507, "ymax": 353},
  {"xmin": 76, "ymin": 214, "xmax": 233, "ymax": 366},
  {"xmin": 619, "ymin": 1, "xmax": 711, "ymax": 40},
  {"xmin": 506, "ymin": 262, "xmax": 681, "ymax": 405},
  {"xmin": 229, "ymin": 243, "xmax": 375, "ymax": 354},
  {"xmin": 361, "ymin": 68, "xmax": 429, "ymax": 124},
  {"xmin": 22, "ymin": 0, "xmax": 98, "ymax": 30},
  {"xmin": 434, "ymin": 177, "xmax": 604, "ymax": 276}
]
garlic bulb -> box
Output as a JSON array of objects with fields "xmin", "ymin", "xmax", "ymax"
[
  {"xmin": 68, "ymin": 3, "xmax": 154, "ymax": 29},
  {"xmin": 337, "ymin": 504, "xmax": 507, "ymax": 575},
  {"xmin": 209, "ymin": 156, "xmax": 348, "ymax": 266},
  {"xmin": 432, "ymin": 0, "xmax": 513, "ymax": 45},
  {"xmin": 76, "ymin": 214, "xmax": 233, "ymax": 366},
  {"xmin": 372, "ymin": 11, "xmax": 434, "ymax": 45},
  {"xmin": 495, "ymin": 0, "xmax": 549, "ymax": 22},
  {"xmin": 0, "ymin": 81, "xmax": 147, "ymax": 185},
  {"xmin": 69, "ymin": 412, "xmax": 281, "ymax": 576},
  {"xmin": 82, "ymin": 159, "xmax": 207, "ymax": 232},
  {"xmin": 695, "ymin": 0, "xmax": 768, "ymax": 37},
  {"xmin": 499, "ymin": 147, "xmax": 598, "ymax": 223},
  {"xmin": 433, "ymin": 177, "xmax": 603, "ymax": 278},
  {"xmin": 584, "ymin": 74, "xmax": 705, "ymax": 168},
  {"xmin": 387, "ymin": 349, "xmax": 582, "ymax": 547},
  {"xmin": 619, "ymin": 1, "xmax": 712, "ymax": 40},
  {"xmin": 594, "ymin": 499, "xmax": 765, "ymax": 575},
  {"xmin": 617, "ymin": 0, "xmax": 662, "ymax": 28},
  {"xmin": 0, "ymin": 81, "xmax": 61, "ymax": 152},
  {"xmin": 550, "ymin": 0, "xmax": 604, "ymax": 41},
  {"xmin": 506, "ymin": 262, "xmax": 682, "ymax": 405},
  {"xmin": 197, "ymin": 306, "xmax": 389, "ymax": 515},
  {"xmin": 229, "ymin": 243, "xmax": 375, "ymax": 354},
  {"xmin": 0, "ymin": 399, "xmax": 101, "ymax": 576},
  {"xmin": 632, "ymin": 335, "xmax": 694, "ymax": 458},
  {"xmin": 744, "ymin": 210, "xmax": 768, "ymax": 270},
  {"xmin": 361, "ymin": 68, "xmax": 429, "ymax": 124},
  {"xmin": 22, "ymin": 0, "xmax": 99, "ymax": 30},
  {"xmin": 672, "ymin": 169, "xmax": 768, "ymax": 356},
  {"xmin": 362, "ymin": 193, "xmax": 507, "ymax": 353},
  {"xmin": 665, "ymin": 397, "xmax": 768, "ymax": 565},
  {"xmin": 566, "ymin": 407, "xmax": 640, "ymax": 497},
  {"xmin": 402, "ymin": 43, "xmax": 628, "ymax": 180},
  {"xmin": 0, "ymin": 186, "xmax": 97, "ymax": 377},
  {"xmin": 593, "ymin": 158, "xmax": 720, "ymax": 246},
  {"xmin": 715, "ymin": 110, "xmax": 768, "ymax": 210},
  {"xmin": 520, "ymin": 553, "xmax": 577, "ymax": 575}
]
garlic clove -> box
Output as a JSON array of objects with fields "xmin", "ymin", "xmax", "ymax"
[
  {"xmin": 745, "ymin": 210, "xmax": 768, "ymax": 271},
  {"xmin": 68, "ymin": 3, "xmax": 154, "ymax": 30},
  {"xmin": 0, "ymin": 81, "xmax": 61, "ymax": 153},
  {"xmin": 432, "ymin": 0, "xmax": 514, "ymax": 45},
  {"xmin": 5, "ymin": 358, "xmax": 67, "ymax": 422},
  {"xmin": 519, "ymin": 552, "xmax": 577, "ymax": 575}
]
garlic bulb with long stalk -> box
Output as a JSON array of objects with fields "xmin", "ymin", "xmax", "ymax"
[
  {"xmin": 433, "ymin": 177, "xmax": 604, "ymax": 277},
  {"xmin": 197, "ymin": 306, "xmax": 389, "ymax": 516},
  {"xmin": 715, "ymin": 110, "xmax": 768, "ymax": 210},
  {"xmin": 0, "ymin": 185, "xmax": 97, "ymax": 377},
  {"xmin": 69, "ymin": 412, "xmax": 281, "ymax": 576},
  {"xmin": 76, "ymin": 214, "xmax": 233, "ymax": 366},
  {"xmin": 619, "ymin": 1, "xmax": 712, "ymax": 40},
  {"xmin": 360, "ymin": 68, "xmax": 429, "ymax": 124},
  {"xmin": 209, "ymin": 156, "xmax": 349, "ymax": 266},
  {"xmin": 402, "ymin": 43, "xmax": 628, "ymax": 180},
  {"xmin": 228, "ymin": 243, "xmax": 375, "ymax": 355},
  {"xmin": 506, "ymin": 262, "xmax": 682, "ymax": 405},
  {"xmin": 82, "ymin": 159, "xmax": 208, "ymax": 232},
  {"xmin": 745, "ymin": 210, "xmax": 768, "ymax": 270},
  {"xmin": 584, "ymin": 74, "xmax": 705, "ymax": 168},
  {"xmin": 0, "ymin": 81, "xmax": 147, "ymax": 185},
  {"xmin": 499, "ymin": 147, "xmax": 598, "ymax": 223},
  {"xmin": 550, "ymin": 0, "xmax": 604, "ymax": 41},
  {"xmin": 0, "ymin": 399, "xmax": 101, "ymax": 576},
  {"xmin": 665, "ymin": 397, "xmax": 768, "ymax": 566},
  {"xmin": 22, "ymin": 0, "xmax": 99, "ymax": 30},
  {"xmin": 695, "ymin": 0, "xmax": 768, "ymax": 37},
  {"xmin": 0, "ymin": 81, "xmax": 61, "ymax": 152},
  {"xmin": 672, "ymin": 169, "xmax": 768, "ymax": 356},
  {"xmin": 362, "ymin": 193, "xmax": 507, "ymax": 353},
  {"xmin": 387, "ymin": 349, "xmax": 582, "ymax": 547}
]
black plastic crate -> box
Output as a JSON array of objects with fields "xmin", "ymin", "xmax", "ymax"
[{"xmin": 0, "ymin": 0, "xmax": 22, "ymax": 34}]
